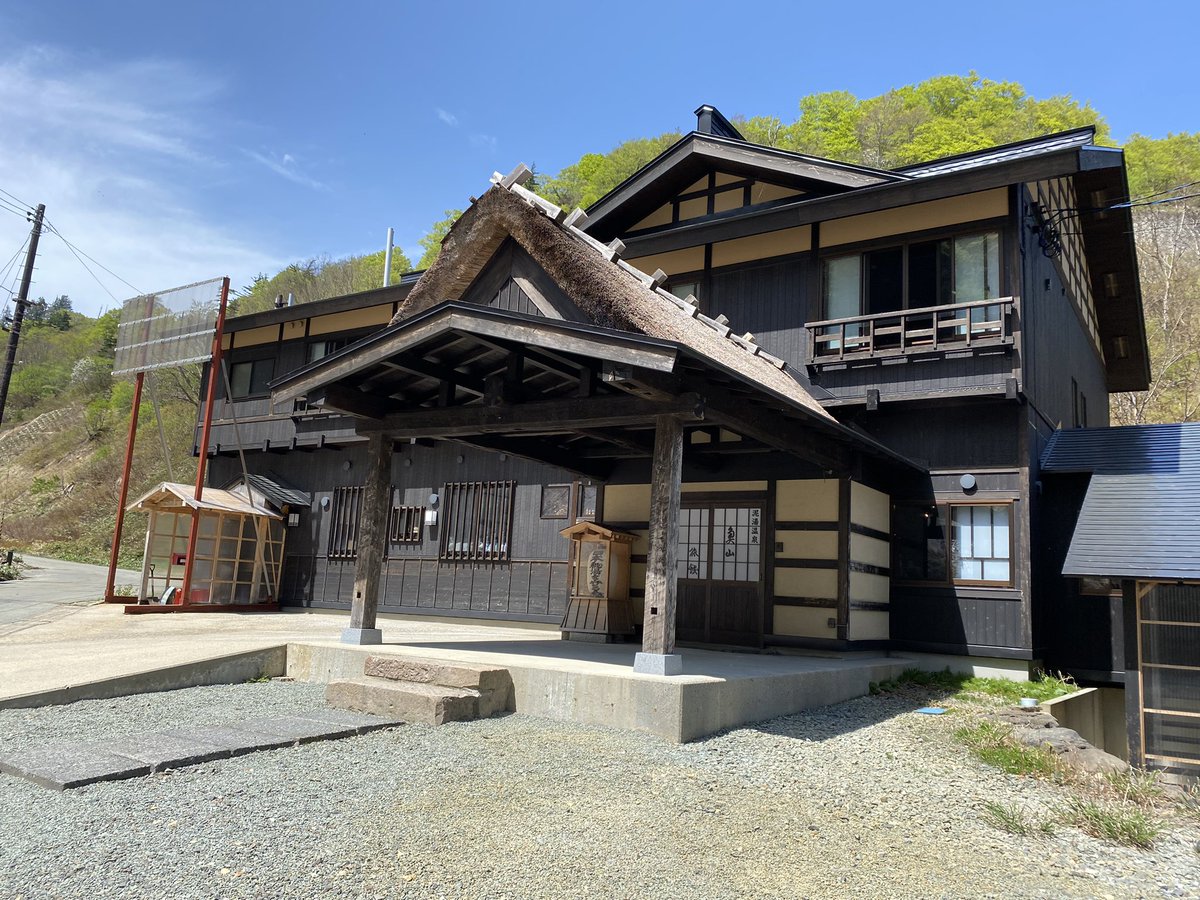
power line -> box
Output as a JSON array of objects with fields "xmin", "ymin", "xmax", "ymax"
[
  {"xmin": 0, "ymin": 198, "xmax": 31, "ymax": 221},
  {"xmin": 42, "ymin": 220, "xmax": 142, "ymax": 295},
  {"xmin": 1123, "ymin": 180, "xmax": 1200, "ymax": 207},
  {"xmin": 47, "ymin": 228, "xmax": 123, "ymax": 306},
  {"xmin": 0, "ymin": 185, "xmax": 33, "ymax": 211}
]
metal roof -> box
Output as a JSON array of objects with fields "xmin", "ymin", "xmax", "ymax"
[
  {"xmin": 1062, "ymin": 474, "xmax": 1200, "ymax": 580},
  {"xmin": 897, "ymin": 127, "xmax": 1096, "ymax": 178},
  {"xmin": 1041, "ymin": 422, "xmax": 1200, "ymax": 475},
  {"xmin": 1046, "ymin": 423, "xmax": 1200, "ymax": 580},
  {"xmin": 233, "ymin": 474, "xmax": 311, "ymax": 510}
]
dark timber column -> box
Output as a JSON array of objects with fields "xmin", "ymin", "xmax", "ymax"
[
  {"xmin": 634, "ymin": 414, "xmax": 684, "ymax": 676},
  {"xmin": 342, "ymin": 432, "xmax": 391, "ymax": 645}
]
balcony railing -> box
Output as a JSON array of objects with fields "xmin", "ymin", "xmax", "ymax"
[{"xmin": 807, "ymin": 297, "xmax": 1014, "ymax": 362}]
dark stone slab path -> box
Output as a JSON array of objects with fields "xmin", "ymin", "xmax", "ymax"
[{"xmin": 0, "ymin": 708, "xmax": 402, "ymax": 790}]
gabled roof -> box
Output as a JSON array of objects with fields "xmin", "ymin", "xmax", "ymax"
[
  {"xmin": 582, "ymin": 131, "xmax": 904, "ymax": 237},
  {"xmin": 1044, "ymin": 424, "xmax": 1200, "ymax": 581},
  {"xmin": 395, "ymin": 169, "xmax": 835, "ymax": 422},
  {"xmin": 128, "ymin": 482, "xmax": 280, "ymax": 519},
  {"xmin": 273, "ymin": 165, "xmax": 922, "ymax": 474},
  {"xmin": 896, "ymin": 127, "xmax": 1097, "ymax": 178}
]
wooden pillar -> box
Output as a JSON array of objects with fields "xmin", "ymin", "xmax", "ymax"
[
  {"xmin": 635, "ymin": 414, "xmax": 684, "ymax": 675},
  {"xmin": 836, "ymin": 476, "xmax": 852, "ymax": 642},
  {"xmin": 343, "ymin": 432, "xmax": 391, "ymax": 644}
]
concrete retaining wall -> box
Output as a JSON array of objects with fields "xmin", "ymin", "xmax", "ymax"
[
  {"xmin": 0, "ymin": 646, "xmax": 288, "ymax": 710},
  {"xmin": 1041, "ymin": 686, "xmax": 1128, "ymax": 762}
]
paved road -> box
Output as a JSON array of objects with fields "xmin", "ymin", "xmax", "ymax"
[{"xmin": 0, "ymin": 556, "xmax": 140, "ymax": 631}]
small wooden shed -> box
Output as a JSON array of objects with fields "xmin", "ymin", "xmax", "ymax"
[
  {"xmin": 128, "ymin": 481, "xmax": 287, "ymax": 608},
  {"xmin": 560, "ymin": 521, "xmax": 636, "ymax": 641}
]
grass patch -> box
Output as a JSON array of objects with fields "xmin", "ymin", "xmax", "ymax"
[
  {"xmin": 955, "ymin": 721, "xmax": 1065, "ymax": 779},
  {"xmin": 1105, "ymin": 769, "xmax": 1166, "ymax": 807},
  {"xmin": 872, "ymin": 667, "xmax": 969, "ymax": 695},
  {"xmin": 870, "ymin": 667, "xmax": 1077, "ymax": 704},
  {"xmin": 982, "ymin": 801, "xmax": 1056, "ymax": 837},
  {"xmin": 1060, "ymin": 798, "xmax": 1162, "ymax": 849},
  {"xmin": 955, "ymin": 670, "xmax": 1077, "ymax": 704}
]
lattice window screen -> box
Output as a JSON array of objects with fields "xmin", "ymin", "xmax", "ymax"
[
  {"xmin": 439, "ymin": 481, "xmax": 516, "ymax": 562},
  {"xmin": 328, "ymin": 486, "xmax": 363, "ymax": 560}
]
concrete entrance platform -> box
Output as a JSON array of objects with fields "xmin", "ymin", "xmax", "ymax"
[
  {"xmin": 288, "ymin": 640, "xmax": 908, "ymax": 742},
  {"xmin": 1, "ymin": 602, "xmax": 907, "ymax": 742}
]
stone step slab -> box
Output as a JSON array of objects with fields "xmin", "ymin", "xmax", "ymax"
[
  {"xmin": 326, "ymin": 678, "xmax": 485, "ymax": 725},
  {"xmin": 0, "ymin": 709, "xmax": 404, "ymax": 791},
  {"xmin": 363, "ymin": 655, "xmax": 512, "ymax": 694}
]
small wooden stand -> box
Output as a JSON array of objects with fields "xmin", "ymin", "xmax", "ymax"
[{"xmin": 559, "ymin": 522, "xmax": 636, "ymax": 642}]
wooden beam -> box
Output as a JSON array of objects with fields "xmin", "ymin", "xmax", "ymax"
[
  {"xmin": 702, "ymin": 397, "xmax": 851, "ymax": 472},
  {"xmin": 346, "ymin": 432, "xmax": 391, "ymax": 642},
  {"xmin": 642, "ymin": 414, "xmax": 684, "ymax": 656},
  {"xmin": 448, "ymin": 435, "xmax": 612, "ymax": 481},
  {"xmin": 380, "ymin": 358, "xmax": 486, "ymax": 396},
  {"xmin": 310, "ymin": 384, "xmax": 387, "ymax": 420},
  {"xmin": 356, "ymin": 393, "xmax": 705, "ymax": 439}
]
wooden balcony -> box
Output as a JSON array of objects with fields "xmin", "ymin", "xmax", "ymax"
[{"xmin": 807, "ymin": 298, "xmax": 1015, "ymax": 364}]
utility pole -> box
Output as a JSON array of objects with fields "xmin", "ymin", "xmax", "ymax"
[{"xmin": 0, "ymin": 203, "xmax": 47, "ymax": 427}]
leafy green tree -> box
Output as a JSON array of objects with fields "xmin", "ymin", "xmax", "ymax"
[
  {"xmin": 417, "ymin": 210, "xmax": 463, "ymax": 270},
  {"xmin": 540, "ymin": 132, "xmax": 682, "ymax": 210}
]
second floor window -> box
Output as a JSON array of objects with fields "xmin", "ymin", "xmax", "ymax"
[
  {"xmin": 307, "ymin": 338, "xmax": 352, "ymax": 364},
  {"xmin": 228, "ymin": 359, "xmax": 275, "ymax": 399},
  {"xmin": 822, "ymin": 230, "xmax": 1001, "ymax": 319}
]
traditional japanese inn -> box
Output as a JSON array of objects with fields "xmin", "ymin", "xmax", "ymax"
[{"xmin": 165, "ymin": 106, "xmax": 1197, "ymax": 771}]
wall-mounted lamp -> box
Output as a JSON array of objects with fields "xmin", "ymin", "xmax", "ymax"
[
  {"xmin": 320, "ymin": 496, "xmax": 331, "ymax": 511},
  {"xmin": 960, "ymin": 473, "xmax": 977, "ymax": 493}
]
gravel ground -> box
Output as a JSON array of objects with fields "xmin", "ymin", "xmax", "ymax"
[{"xmin": 1, "ymin": 682, "xmax": 1198, "ymax": 899}]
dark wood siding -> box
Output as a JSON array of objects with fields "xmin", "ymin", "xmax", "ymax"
[
  {"xmin": 1019, "ymin": 187, "xmax": 1110, "ymax": 430},
  {"xmin": 813, "ymin": 350, "xmax": 1014, "ymax": 404},
  {"xmin": 209, "ymin": 440, "xmax": 577, "ymax": 623},
  {"xmin": 889, "ymin": 589, "xmax": 1029, "ymax": 656},
  {"xmin": 707, "ymin": 257, "xmax": 810, "ymax": 368}
]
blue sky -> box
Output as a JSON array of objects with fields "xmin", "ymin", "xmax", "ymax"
[{"xmin": 0, "ymin": 0, "xmax": 1195, "ymax": 317}]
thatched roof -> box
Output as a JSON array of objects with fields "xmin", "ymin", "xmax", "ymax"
[{"xmin": 394, "ymin": 168, "xmax": 835, "ymax": 422}]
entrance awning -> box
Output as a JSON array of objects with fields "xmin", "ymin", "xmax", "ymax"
[{"xmin": 271, "ymin": 301, "xmax": 919, "ymax": 481}]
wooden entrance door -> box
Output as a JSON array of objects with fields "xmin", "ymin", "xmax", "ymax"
[{"xmin": 676, "ymin": 500, "xmax": 765, "ymax": 647}]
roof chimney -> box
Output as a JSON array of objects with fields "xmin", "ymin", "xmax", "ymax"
[
  {"xmin": 274, "ymin": 293, "xmax": 285, "ymax": 309},
  {"xmin": 694, "ymin": 105, "xmax": 744, "ymax": 141}
]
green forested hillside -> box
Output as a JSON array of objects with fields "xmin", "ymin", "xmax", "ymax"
[{"xmin": 1, "ymin": 75, "xmax": 1197, "ymax": 564}]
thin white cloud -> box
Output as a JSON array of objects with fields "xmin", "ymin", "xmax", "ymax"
[
  {"xmin": 0, "ymin": 47, "xmax": 281, "ymax": 316},
  {"xmin": 243, "ymin": 149, "xmax": 327, "ymax": 191},
  {"xmin": 436, "ymin": 107, "xmax": 459, "ymax": 127},
  {"xmin": 470, "ymin": 133, "xmax": 498, "ymax": 152}
]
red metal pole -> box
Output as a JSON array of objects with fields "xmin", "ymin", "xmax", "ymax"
[
  {"xmin": 104, "ymin": 370, "xmax": 145, "ymax": 603},
  {"xmin": 180, "ymin": 277, "xmax": 230, "ymax": 606}
]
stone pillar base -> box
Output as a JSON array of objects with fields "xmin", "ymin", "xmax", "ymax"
[
  {"xmin": 341, "ymin": 627, "xmax": 383, "ymax": 646},
  {"xmin": 633, "ymin": 652, "xmax": 683, "ymax": 676}
]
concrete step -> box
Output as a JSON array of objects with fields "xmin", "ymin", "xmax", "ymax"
[{"xmin": 326, "ymin": 678, "xmax": 493, "ymax": 726}]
